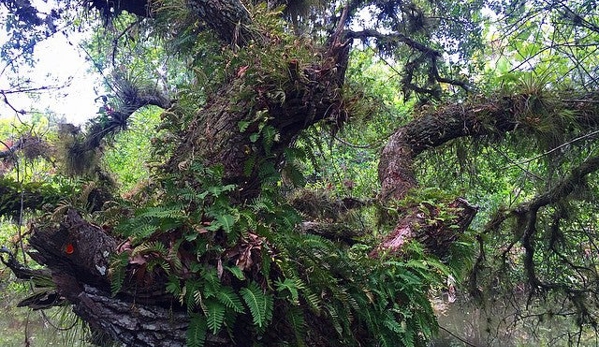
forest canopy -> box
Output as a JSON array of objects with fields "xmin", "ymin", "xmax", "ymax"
[{"xmin": 0, "ymin": 0, "xmax": 599, "ymax": 346}]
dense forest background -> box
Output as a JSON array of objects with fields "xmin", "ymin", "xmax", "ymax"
[{"xmin": 0, "ymin": 0, "xmax": 598, "ymax": 346}]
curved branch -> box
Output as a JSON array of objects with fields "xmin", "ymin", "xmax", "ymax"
[
  {"xmin": 517, "ymin": 156, "xmax": 599, "ymax": 214},
  {"xmin": 82, "ymin": 83, "xmax": 172, "ymax": 151},
  {"xmin": 482, "ymin": 155, "xmax": 599, "ymax": 292},
  {"xmin": 380, "ymin": 91, "xmax": 599, "ymax": 200},
  {"xmin": 0, "ymin": 138, "xmax": 23, "ymax": 159},
  {"xmin": 375, "ymin": 90, "xmax": 599, "ymax": 258},
  {"xmin": 346, "ymin": 29, "xmax": 441, "ymax": 57}
]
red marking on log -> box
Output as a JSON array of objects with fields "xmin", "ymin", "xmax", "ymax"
[{"xmin": 65, "ymin": 243, "xmax": 74, "ymax": 255}]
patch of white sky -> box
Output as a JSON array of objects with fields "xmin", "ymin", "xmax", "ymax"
[{"xmin": 0, "ymin": 0, "xmax": 102, "ymax": 126}]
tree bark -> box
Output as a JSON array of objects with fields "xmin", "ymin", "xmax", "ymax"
[
  {"xmin": 375, "ymin": 91, "xmax": 599, "ymax": 256},
  {"xmin": 167, "ymin": 37, "xmax": 350, "ymax": 200},
  {"xmin": 21, "ymin": 208, "xmax": 197, "ymax": 346}
]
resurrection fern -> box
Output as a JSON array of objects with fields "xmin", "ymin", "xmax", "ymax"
[
  {"xmin": 136, "ymin": 205, "xmax": 186, "ymax": 219},
  {"xmin": 187, "ymin": 314, "xmax": 207, "ymax": 347},
  {"xmin": 286, "ymin": 305, "xmax": 307, "ymax": 347},
  {"xmin": 214, "ymin": 286, "xmax": 245, "ymax": 313},
  {"xmin": 109, "ymin": 252, "xmax": 129, "ymax": 295},
  {"xmin": 275, "ymin": 278, "xmax": 303, "ymax": 304},
  {"xmin": 240, "ymin": 281, "xmax": 274, "ymax": 329},
  {"xmin": 204, "ymin": 299, "xmax": 226, "ymax": 335}
]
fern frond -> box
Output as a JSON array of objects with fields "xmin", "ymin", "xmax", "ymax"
[
  {"xmin": 204, "ymin": 300, "xmax": 226, "ymax": 335},
  {"xmin": 325, "ymin": 303, "xmax": 343, "ymax": 336},
  {"xmin": 240, "ymin": 282, "xmax": 274, "ymax": 328},
  {"xmin": 286, "ymin": 306, "xmax": 306, "ymax": 347},
  {"xmin": 301, "ymin": 288, "xmax": 322, "ymax": 312},
  {"xmin": 251, "ymin": 195, "xmax": 275, "ymax": 213},
  {"xmin": 215, "ymin": 286, "xmax": 245, "ymax": 313},
  {"xmin": 184, "ymin": 280, "xmax": 200, "ymax": 312},
  {"xmin": 134, "ymin": 224, "xmax": 158, "ymax": 239},
  {"xmin": 79, "ymin": 182, "xmax": 97, "ymax": 207},
  {"xmin": 137, "ymin": 205, "xmax": 186, "ymax": 219},
  {"xmin": 225, "ymin": 265, "xmax": 245, "ymax": 280},
  {"xmin": 131, "ymin": 241, "xmax": 168, "ymax": 257},
  {"xmin": 194, "ymin": 288, "xmax": 207, "ymax": 312},
  {"xmin": 275, "ymin": 278, "xmax": 300, "ymax": 304},
  {"xmin": 300, "ymin": 233, "xmax": 335, "ymax": 250},
  {"xmin": 187, "ymin": 314, "xmax": 207, "ymax": 347},
  {"xmin": 168, "ymin": 243, "xmax": 183, "ymax": 273},
  {"xmin": 109, "ymin": 252, "xmax": 129, "ymax": 295}
]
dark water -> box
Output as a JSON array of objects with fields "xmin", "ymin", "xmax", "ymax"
[
  {"xmin": 0, "ymin": 282, "xmax": 91, "ymax": 347},
  {"xmin": 429, "ymin": 297, "xmax": 599, "ymax": 347}
]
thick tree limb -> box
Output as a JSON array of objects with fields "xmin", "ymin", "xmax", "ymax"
[
  {"xmin": 0, "ymin": 138, "xmax": 22, "ymax": 159},
  {"xmin": 19, "ymin": 209, "xmax": 197, "ymax": 346},
  {"xmin": 0, "ymin": 246, "xmax": 51, "ymax": 282},
  {"xmin": 375, "ymin": 91, "xmax": 599, "ymax": 257},
  {"xmin": 379, "ymin": 91, "xmax": 599, "ymax": 200},
  {"xmin": 346, "ymin": 29, "xmax": 441, "ymax": 57},
  {"xmin": 167, "ymin": 41, "xmax": 350, "ymax": 199},
  {"xmin": 370, "ymin": 198, "xmax": 478, "ymax": 258},
  {"xmin": 28, "ymin": 209, "xmax": 116, "ymax": 291},
  {"xmin": 74, "ymin": 285, "xmax": 189, "ymax": 347}
]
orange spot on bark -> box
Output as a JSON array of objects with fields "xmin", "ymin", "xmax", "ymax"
[{"xmin": 65, "ymin": 243, "xmax": 74, "ymax": 255}]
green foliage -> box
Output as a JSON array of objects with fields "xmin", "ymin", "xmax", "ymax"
[
  {"xmin": 204, "ymin": 299, "xmax": 226, "ymax": 335},
  {"xmin": 103, "ymin": 108, "xmax": 162, "ymax": 192},
  {"xmin": 5, "ymin": 0, "xmax": 599, "ymax": 345},
  {"xmin": 187, "ymin": 314, "xmax": 207, "ymax": 347},
  {"xmin": 240, "ymin": 282, "xmax": 274, "ymax": 329},
  {"xmin": 102, "ymin": 152, "xmax": 453, "ymax": 345},
  {"xmin": 109, "ymin": 252, "xmax": 129, "ymax": 295},
  {"xmin": 215, "ymin": 287, "xmax": 245, "ymax": 313}
]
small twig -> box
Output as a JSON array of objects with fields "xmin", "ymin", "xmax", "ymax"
[
  {"xmin": 494, "ymin": 147, "xmax": 544, "ymax": 181},
  {"xmin": 507, "ymin": 129, "xmax": 599, "ymax": 167},
  {"xmin": 437, "ymin": 325, "xmax": 481, "ymax": 347},
  {"xmin": 111, "ymin": 18, "xmax": 144, "ymax": 67},
  {"xmin": 332, "ymin": 133, "xmax": 378, "ymax": 149}
]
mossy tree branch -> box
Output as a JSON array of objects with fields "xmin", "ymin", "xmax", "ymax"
[{"xmin": 375, "ymin": 91, "xmax": 599, "ymax": 257}]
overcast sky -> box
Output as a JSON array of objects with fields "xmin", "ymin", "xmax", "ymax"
[{"xmin": 0, "ymin": 24, "xmax": 100, "ymax": 125}]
